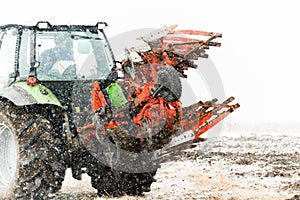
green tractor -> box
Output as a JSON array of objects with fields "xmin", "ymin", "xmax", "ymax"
[
  {"xmin": 0, "ymin": 21, "xmax": 239, "ymax": 199},
  {"xmin": 0, "ymin": 21, "xmax": 139, "ymax": 199}
]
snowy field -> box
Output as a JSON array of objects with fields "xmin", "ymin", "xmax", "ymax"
[{"xmin": 54, "ymin": 132, "xmax": 300, "ymax": 200}]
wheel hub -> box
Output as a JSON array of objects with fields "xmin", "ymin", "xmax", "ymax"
[{"xmin": 0, "ymin": 121, "xmax": 17, "ymax": 187}]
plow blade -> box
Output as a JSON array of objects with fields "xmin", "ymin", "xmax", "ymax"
[
  {"xmin": 156, "ymin": 97, "xmax": 239, "ymax": 162},
  {"xmin": 139, "ymin": 24, "xmax": 222, "ymax": 59},
  {"xmin": 181, "ymin": 96, "xmax": 240, "ymax": 140}
]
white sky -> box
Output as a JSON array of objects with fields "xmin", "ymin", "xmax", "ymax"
[{"xmin": 1, "ymin": 0, "xmax": 300, "ymax": 124}]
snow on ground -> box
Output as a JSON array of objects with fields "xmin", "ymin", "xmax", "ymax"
[{"xmin": 54, "ymin": 133, "xmax": 300, "ymax": 200}]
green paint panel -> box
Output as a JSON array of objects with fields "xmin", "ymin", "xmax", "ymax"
[
  {"xmin": 13, "ymin": 82, "xmax": 62, "ymax": 107},
  {"xmin": 106, "ymin": 83, "xmax": 127, "ymax": 108}
]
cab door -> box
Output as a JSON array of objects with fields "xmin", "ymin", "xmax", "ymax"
[{"xmin": 0, "ymin": 28, "xmax": 18, "ymax": 89}]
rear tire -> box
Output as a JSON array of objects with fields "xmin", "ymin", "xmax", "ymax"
[
  {"xmin": 0, "ymin": 102, "xmax": 67, "ymax": 199},
  {"xmin": 156, "ymin": 66, "xmax": 182, "ymax": 102},
  {"xmin": 86, "ymin": 157, "xmax": 156, "ymax": 197}
]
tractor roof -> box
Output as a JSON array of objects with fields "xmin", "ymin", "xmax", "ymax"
[{"xmin": 0, "ymin": 21, "xmax": 108, "ymax": 32}]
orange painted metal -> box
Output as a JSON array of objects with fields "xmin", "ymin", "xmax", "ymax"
[
  {"xmin": 77, "ymin": 25, "xmax": 239, "ymax": 150},
  {"xmin": 91, "ymin": 81, "xmax": 107, "ymax": 111}
]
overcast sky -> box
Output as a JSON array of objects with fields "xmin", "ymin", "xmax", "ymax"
[{"xmin": 1, "ymin": 0, "xmax": 299, "ymax": 124}]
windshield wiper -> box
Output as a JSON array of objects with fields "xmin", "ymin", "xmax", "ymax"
[{"xmin": 71, "ymin": 34, "xmax": 102, "ymax": 40}]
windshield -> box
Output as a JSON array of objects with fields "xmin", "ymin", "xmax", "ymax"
[{"xmin": 36, "ymin": 30, "xmax": 114, "ymax": 80}]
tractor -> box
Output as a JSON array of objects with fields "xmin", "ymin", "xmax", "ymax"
[{"xmin": 0, "ymin": 22, "xmax": 239, "ymax": 199}]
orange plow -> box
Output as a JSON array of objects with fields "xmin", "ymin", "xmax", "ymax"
[{"xmin": 77, "ymin": 25, "xmax": 239, "ymax": 156}]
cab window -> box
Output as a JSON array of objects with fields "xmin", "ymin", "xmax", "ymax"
[
  {"xmin": 0, "ymin": 29, "xmax": 18, "ymax": 88},
  {"xmin": 18, "ymin": 29, "xmax": 32, "ymax": 78}
]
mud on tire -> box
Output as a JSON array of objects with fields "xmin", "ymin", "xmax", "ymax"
[
  {"xmin": 0, "ymin": 102, "xmax": 67, "ymax": 199},
  {"xmin": 156, "ymin": 66, "xmax": 182, "ymax": 102},
  {"xmin": 86, "ymin": 156, "xmax": 156, "ymax": 197}
]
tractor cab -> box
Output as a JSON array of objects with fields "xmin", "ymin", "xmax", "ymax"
[
  {"xmin": 0, "ymin": 22, "xmax": 116, "ymax": 86},
  {"xmin": 0, "ymin": 21, "xmax": 121, "ymax": 114}
]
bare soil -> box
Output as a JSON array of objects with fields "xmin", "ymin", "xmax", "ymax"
[{"xmin": 54, "ymin": 133, "xmax": 300, "ymax": 200}]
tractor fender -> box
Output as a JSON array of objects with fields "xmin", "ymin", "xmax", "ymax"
[{"xmin": 0, "ymin": 82, "xmax": 62, "ymax": 107}]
